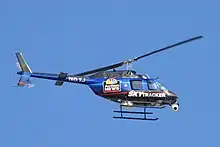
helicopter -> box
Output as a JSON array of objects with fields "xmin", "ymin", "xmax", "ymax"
[{"xmin": 14, "ymin": 35, "xmax": 203, "ymax": 121}]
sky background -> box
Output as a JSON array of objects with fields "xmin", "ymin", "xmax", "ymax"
[{"xmin": 0, "ymin": 0, "xmax": 219, "ymax": 146}]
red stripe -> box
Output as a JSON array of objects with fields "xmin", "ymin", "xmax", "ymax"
[{"xmin": 99, "ymin": 92, "xmax": 128, "ymax": 96}]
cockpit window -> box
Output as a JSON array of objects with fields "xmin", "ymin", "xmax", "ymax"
[
  {"xmin": 131, "ymin": 80, "xmax": 143, "ymax": 90},
  {"xmin": 148, "ymin": 82, "xmax": 157, "ymax": 90},
  {"xmin": 157, "ymin": 82, "xmax": 167, "ymax": 91},
  {"xmin": 148, "ymin": 80, "xmax": 167, "ymax": 91}
]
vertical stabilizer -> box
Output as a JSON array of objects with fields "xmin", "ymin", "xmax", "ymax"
[
  {"xmin": 15, "ymin": 52, "xmax": 32, "ymax": 73},
  {"xmin": 14, "ymin": 52, "xmax": 34, "ymax": 88}
]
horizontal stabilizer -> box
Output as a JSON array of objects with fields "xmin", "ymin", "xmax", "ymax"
[
  {"xmin": 55, "ymin": 81, "xmax": 64, "ymax": 86},
  {"xmin": 55, "ymin": 72, "xmax": 68, "ymax": 86}
]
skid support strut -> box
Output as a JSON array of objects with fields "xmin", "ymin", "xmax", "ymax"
[{"xmin": 113, "ymin": 106, "xmax": 158, "ymax": 121}]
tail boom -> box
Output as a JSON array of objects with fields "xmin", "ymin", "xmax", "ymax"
[
  {"xmin": 15, "ymin": 52, "xmax": 90, "ymax": 87},
  {"xmin": 30, "ymin": 72, "xmax": 88, "ymax": 86}
]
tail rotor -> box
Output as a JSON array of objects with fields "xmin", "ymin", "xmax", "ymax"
[{"xmin": 14, "ymin": 52, "xmax": 34, "ymax": 88}]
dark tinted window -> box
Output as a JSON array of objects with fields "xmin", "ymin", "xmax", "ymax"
[{"xmin": 131, "ymin": 80, "xmax": 143, "ymax": 90}]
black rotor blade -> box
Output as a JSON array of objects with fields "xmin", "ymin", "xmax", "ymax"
[
  {"xmin": 73, "ymin": 61, "xmax": 125, "ymax": 76},
  {"xmin": 133, "ymin": 35, "xmax": 203, "ymax": 61},
  {"xmin": 72, "ymin": 35, "xmax": 203, "ymax": 76}
]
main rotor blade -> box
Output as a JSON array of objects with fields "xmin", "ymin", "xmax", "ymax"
[
  {"xmin": 133, "ymin": 35, "xmax": 203, "ymax": 61},
  {"xmin": 73, "ymin": 35, "xmax": 203, "ymax": 76},
  {"xmin": 73, "ymin": 61, "xmax": 125, "ymax": 76}
]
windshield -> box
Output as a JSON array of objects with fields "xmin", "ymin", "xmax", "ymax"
[{"xmin": 148, "ymin": 80, "xmax": 168, "ymax": 91}]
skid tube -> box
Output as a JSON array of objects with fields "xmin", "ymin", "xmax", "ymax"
[{"xmin": 113, "ymin": 106, "xmax": 159, "ymax": 121}]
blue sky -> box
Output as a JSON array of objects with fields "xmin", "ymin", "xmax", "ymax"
[{"xmin": 0, "ymin": 0, "xmax": 219, "ymax": 146}]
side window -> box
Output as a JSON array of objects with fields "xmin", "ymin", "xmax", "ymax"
[{"xmin": 130, "ymin": 80, "xmax": 143, "ymax": 90}]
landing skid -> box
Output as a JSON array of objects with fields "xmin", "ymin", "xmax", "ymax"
[{"xmin": 113, "ymin": 106, "xmax": 158, "ymax": 121}]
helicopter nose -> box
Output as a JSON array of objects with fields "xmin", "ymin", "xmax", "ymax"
[
  {"xmin": 168, "ymin": 91, "xmax": 177, "ymax": 97},
  {"xmin": 167, "ymin": 91, "xmax": 178, "ymax": 100}
]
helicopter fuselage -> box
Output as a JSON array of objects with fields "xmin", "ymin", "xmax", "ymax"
[
  {"xmin": 87, "ymin": 70, "xmax": 178, "ymax": 108},
  {"xmin": 17, "ymin": 70, "xmax": 179, "ymax": 111},
  {"xmin": 88, "ymin": 75, "xmax": 178, "ymax": 109}
]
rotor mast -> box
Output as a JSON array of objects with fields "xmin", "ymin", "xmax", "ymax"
[{"xmin": 125, "ymin": 59, "xmax": 134, "ymax": 70}]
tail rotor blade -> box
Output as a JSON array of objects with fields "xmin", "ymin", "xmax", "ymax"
[
  {"xmin": 27, "ymin": 79, "xmax": 35, "ymax": 88},
  {"xmin": 27, "ymin": 83, "xmax": 35, "ymax": 88}
]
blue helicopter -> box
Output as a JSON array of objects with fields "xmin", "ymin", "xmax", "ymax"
[{"xmin": 15, "ymin": 35, "xmax": 203, "ymax": 121}]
